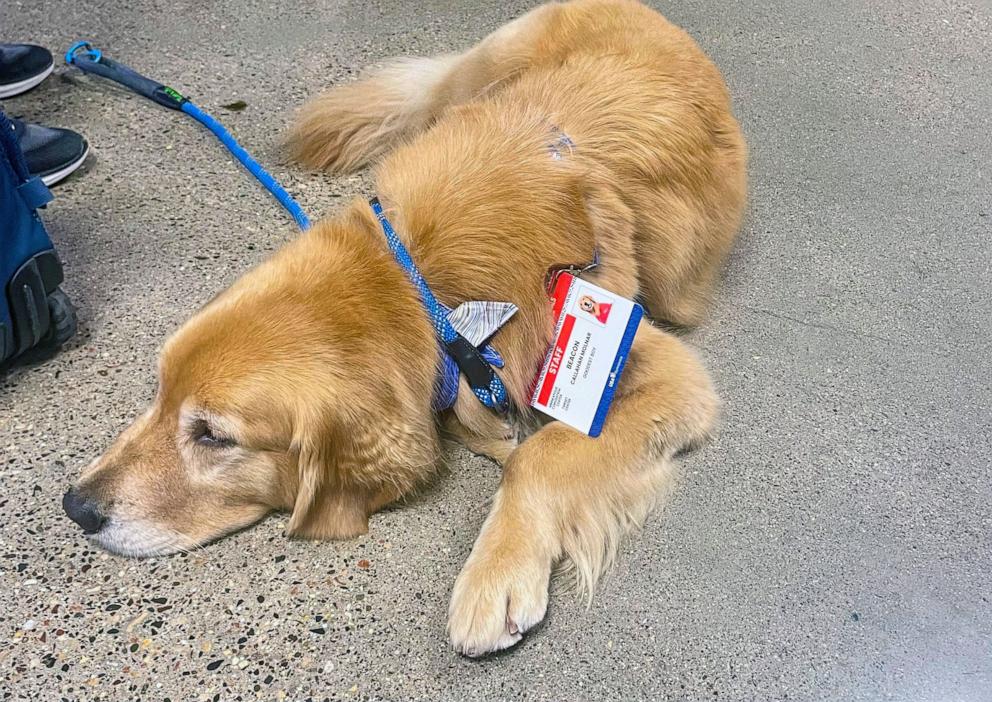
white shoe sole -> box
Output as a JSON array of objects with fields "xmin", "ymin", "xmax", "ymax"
[
  {"xmin": 0, "ymin": 63, "xmax": 54, "ymax": 99},
  {"xmin": 40, "ymin": 144, "xmax": 90, "ymax": 186}
]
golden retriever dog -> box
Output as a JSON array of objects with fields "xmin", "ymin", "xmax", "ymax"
[{"xmin": 63, "ymin": 0, "xmax": 746, "ymax": 656}]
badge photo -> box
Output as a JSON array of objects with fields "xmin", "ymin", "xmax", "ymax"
[{"xmin": 576, "ymin": 285, "xmax": 614, "ymax": 326}]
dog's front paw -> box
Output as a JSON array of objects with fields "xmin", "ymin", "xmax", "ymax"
[{"xmin": 447, "ymin": 547, "xmax": 551, "ymax": 657}]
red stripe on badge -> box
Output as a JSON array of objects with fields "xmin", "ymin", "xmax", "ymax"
[
  {"xmin": 550, "ymin": 273, "xmax": 574, "ymax": 324},
  {"xmin": 537, "ymin": 313, "xmax": 576, "ymax": 406}
]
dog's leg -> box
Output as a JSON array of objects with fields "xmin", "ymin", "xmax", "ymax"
[
  {"xmin": 631, "ymin": 121, "xmax": 748, "ymax": 328},
  {"xmin": 286, "ymin": 3, "xmax": 559, "ymax": 173},
  {"xmin": 442, "ymin": 411, "xmax": 517, "ymax": 466},
  {"xmin": 447, "ymin": 321, "xmax": 717, "ymax": 656}
]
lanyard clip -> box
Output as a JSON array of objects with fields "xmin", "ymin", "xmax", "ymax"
[{"xmin": 545, "ymin": 249, "xmax": 600, "ymax": 294}]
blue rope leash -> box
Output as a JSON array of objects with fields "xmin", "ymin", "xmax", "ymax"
[
  {"xmin": 64, "ymin": 42, "xmax": 310, "ymax": 230},
  {"xmin": 180, "ymin": 102, "xmax": 310, "ymax": 229}
]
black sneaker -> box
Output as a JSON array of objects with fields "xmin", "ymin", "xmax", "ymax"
[
  {"xmin": 9, "ymin": 118, "xmax": 89, "ymax": 185},
  {"xmin": 0, "ymin": 43, "xmax": 54, "ymax": 98}
]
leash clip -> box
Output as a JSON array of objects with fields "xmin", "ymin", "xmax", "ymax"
[{"xmin": 65, "ymin": 41, "xmax": 102, "ymax": 66}]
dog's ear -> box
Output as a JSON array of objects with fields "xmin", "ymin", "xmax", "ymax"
[
  {"xmin": 285, "ymin": 396, "xmax": 438, "ymax": 540},
  {"xmin": 285, "ymin": 432, "xmax": 371, "ymax": 539}
]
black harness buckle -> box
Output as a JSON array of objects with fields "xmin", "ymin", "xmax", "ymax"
[{"xmin": 444, "ymin": 333, "xmax": 502, "ymax": 403}]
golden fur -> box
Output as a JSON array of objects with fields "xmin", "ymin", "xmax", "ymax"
[{"xmin": 69, "ymin": 0, "xmax": 746, "ymax": 656}]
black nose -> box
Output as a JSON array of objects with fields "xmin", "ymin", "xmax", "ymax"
[{"xmin": 62, "ymin": 489, "xmax": 106, "ymax": 534}]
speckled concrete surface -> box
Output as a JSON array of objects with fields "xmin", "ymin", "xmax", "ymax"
[{"xmin": 1, "ymin": 0, "xmax": 990, "ymax": 700}]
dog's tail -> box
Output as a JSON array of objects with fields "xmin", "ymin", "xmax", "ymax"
[
  {"xmin": 287, "ymin": 5, "xmax": 560, "ymax": 173},
  {"xmin": 286, "ymin": 54, "xmax": 465, "ymax": 173}
]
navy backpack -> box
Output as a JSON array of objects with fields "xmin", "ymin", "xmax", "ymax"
[{"xmin": 0, "ymin": 108, "xmax": 75, "ymax": 367}]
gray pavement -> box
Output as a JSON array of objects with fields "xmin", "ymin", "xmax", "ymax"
[{"xmin": 1, "ymin": 0, "xmax": 990, "ymax": 700}]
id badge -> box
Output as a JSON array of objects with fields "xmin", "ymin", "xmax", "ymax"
[{"xmin": 530, "ymin": 273, "xmax": 642, "ymax": 437}]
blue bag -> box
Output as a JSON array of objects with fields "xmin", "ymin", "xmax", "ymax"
[{"xmin": 0, "ymin": 108, "xmax": 75, "ymax": 366}]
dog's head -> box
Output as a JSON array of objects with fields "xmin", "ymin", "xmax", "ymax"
[{"xmin": 64, "ymin": 211, "xmax": 439, "ymax": 556}]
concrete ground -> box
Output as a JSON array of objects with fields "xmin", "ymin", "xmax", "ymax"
[{"xmin": 2, "ymin": 0, "xmax": 990, "ymax": 699}]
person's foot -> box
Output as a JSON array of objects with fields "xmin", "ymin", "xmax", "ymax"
[
  {"xmin": 9, "ymin": 118, "xmax": 89, "ymax": 185},
  {"xmin": 0, "ymin": 44, "xmax": 54, "ymax": 98}
]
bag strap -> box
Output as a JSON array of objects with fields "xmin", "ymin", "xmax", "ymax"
[{"xmin": 0, "ymin": 109, "xmax": 33, "ymax": 184}]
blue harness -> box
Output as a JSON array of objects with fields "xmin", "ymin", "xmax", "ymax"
[{"xmin": 369, "ymin": 198, "xmax": 509, "ymax": 412}]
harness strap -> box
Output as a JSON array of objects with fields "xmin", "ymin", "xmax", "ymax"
[{"xmin": 369, "ymin": 197, "xmax": 509, "ymax": 413}]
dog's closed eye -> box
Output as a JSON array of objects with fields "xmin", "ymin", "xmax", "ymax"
[{"xmin": 189, "ymin": 418, "xmax": 236, "ymax": 449}]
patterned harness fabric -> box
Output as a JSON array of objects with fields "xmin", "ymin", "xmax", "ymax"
[{"xmin": 369, "ymin": 198, "xmax": 511, "ymax": 412}]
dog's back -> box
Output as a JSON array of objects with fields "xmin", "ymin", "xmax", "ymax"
[{"xmin": 289, "ymin": 0, "xmax": 746, "ymax": 328}]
